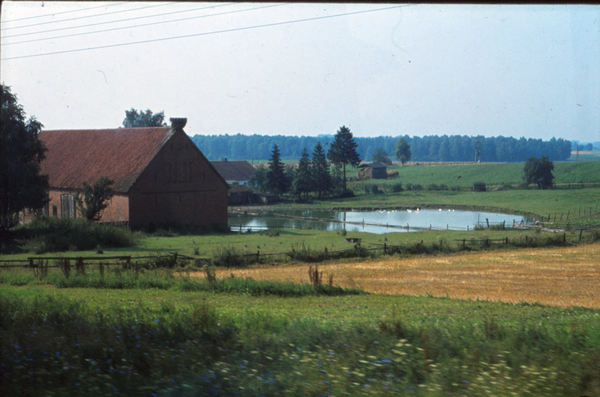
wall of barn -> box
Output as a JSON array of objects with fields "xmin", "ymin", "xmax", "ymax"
[
  {"xmin": 40, "ymin": 190, "xmax": 129, "ymax": 222},
  {"xmin": 128, "ymin": 130, "xmax": 229, "ymax": 229}
]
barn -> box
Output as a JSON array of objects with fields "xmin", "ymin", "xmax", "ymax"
[{"xmin": 37, "ymin": 118, "xmax": 229, "ymax": 229}]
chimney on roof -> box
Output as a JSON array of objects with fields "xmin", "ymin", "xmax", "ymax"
[{"xmin": 170, "ymin": 118, "xmax": 187, "ymax": 130}]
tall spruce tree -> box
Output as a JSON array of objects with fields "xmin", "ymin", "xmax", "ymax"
[
  {"xmin": 293, "ymin": 148, "xmax": 312, "ymax": 199},
  {"xmin": 327, "ymin": 125, "xmax": 361, "ymax": 191},
  {"xmin": 311, "ymin": 142, "xmax": 332, "ymax": 198},
  {"xmin": 266, "ymin": 144, "xmax": 289, "ymax": 195}
]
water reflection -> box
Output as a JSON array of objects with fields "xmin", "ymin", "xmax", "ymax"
[{"xmin": 229, "ymin": 209, "xmax": 529, "ymax": 234}]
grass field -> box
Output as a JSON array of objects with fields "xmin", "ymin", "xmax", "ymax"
[
  {"xmin": 210, "ymin": 243, "xmax": 600, "ymax": 309},
  {"xmin": 348, "ymin": 160, "xmax": 600, "ymax": 188},
  {"xmin": 2, "ymin": 162, "xmax": 600, "ymax": 396}
]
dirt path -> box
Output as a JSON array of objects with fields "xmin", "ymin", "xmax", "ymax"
[{"xmin": 194, "ymin": 243, "xmax": 600, "ymax": 308}]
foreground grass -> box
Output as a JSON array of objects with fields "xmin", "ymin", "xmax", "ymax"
[{"xmin": 1, "ymin": 283, "xmax": 599, "ymax": 396}]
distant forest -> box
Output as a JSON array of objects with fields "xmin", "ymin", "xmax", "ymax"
[{"xmin": 191, "ymin": 134, "xmax": 572, "ymax": 163}]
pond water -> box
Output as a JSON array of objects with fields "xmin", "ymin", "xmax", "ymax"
[{"xmin": 229, "ymin": 209, "xmax": 530, "ymax": 234}]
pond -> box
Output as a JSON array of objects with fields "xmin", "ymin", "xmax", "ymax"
[{"xmin": 229, "ymin": 209, "xmax": 530, "ymax": 234}]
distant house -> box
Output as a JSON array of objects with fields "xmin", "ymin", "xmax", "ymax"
[
  {"xmin": 210, "ymin": 159, "xmax": 255, "ymax": 185},
  {"xmin": 357, "ymin": 162, "xmax": 388, "ymax": 180},
  {"xmin": 228, "ymin": 184, "xmax": 254, "ymax": 205},
  {"xmin": 37, "ymin": 118, "xmax": 229, "ymax": 229}
]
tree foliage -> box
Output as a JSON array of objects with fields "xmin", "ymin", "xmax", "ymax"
[
  {"xmin": 248, "ymin": 164, "xmax": 268, "ymax": 192},
  {"xmin": 371, "ymin": 147, "xmax": 392, "ymax": 165},
  {"xmin": 266, "ymin": 145, "xmax": 290, "ymax": 195},
  {"xmin": 75, "ymin": 176, "xmax": 116, "ymax": 221},
  {"xmin": 122, "ymin": 108, "xmax": 167, "ymax": 128},
  {"xmin": 327, "ymin": 126, "xmax": 361, "ymax": 191},
  {"xmin": 394, "ymin": 137, "xmax": 412, "ymax": 166},
  {"xmin": 293, "ymin": 148, "xmax": 312, "ymax": 199},
  {"xmin": 311, "ymin": 142, "xmax": 332, "ymax": 198},
  {"xmin": 191, "ymin": 133, "xmax": 572, "ymax": 163},
  {"xmin": 523, "ymin": 155, "xmax": 555, "ymax": 189},
  {"xmin": 0, "ymin": 84, "xmax": 49, "ymax": 229}
]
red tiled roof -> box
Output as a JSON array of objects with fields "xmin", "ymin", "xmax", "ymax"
[
  {"xmin": 39, "ymin": 127, "xmax": 175, "ymax": 193},
  {"xmin": 210, "ymin": 160, "xmax": 255, "ymax": 181}
]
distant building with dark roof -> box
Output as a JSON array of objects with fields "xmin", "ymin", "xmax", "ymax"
[
  {"xmin": 357, "ymin": 162, "xmax": 388, "ymax": 180},
  {"xmin": 210, "ymin": 158, "xmax": 255, "ymax": 185},
  {"xmin": 37, "ymin": 118, "xmax": 229, "ymax": 229}
]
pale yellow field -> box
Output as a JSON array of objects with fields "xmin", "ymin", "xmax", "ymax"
[{"xmin": 201, "ymin": 243, "xmax": 600, "ymax": 308}]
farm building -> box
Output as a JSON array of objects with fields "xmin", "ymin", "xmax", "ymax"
[
  {"xmin": 37, "ymin": 118, "xmax": 229, "ymax": 229},
  {"xmin": 357, "ymin": 162, "xmax": 388, "ymax": 180},
  {"xmin": 210, "ymin": 158, "xmax": 255, "ymax": 185}
]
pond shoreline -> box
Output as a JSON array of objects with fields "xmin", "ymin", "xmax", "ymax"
[{"xmin": 229, "ymin": 203, "xmax": 538, "ymax": 221}]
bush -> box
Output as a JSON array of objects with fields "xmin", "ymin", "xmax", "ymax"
[
  {"xmin": 473, "ymin": 181, "xmax": 487, "ymax": 192},
  {"xmin": 338, "ymin": 189, "xmax": 355, "ymax": 198},
  {"xmin": 15, "ymin": 216, "xmax": 142, "ymax": 253},
  {"xmin": 426, "ymin": 184, "xmax": 439, "ymax": 191},
  {"xmin": 412, "ymin": 184, "xmax": 423, "ymax": 191},
  {"xmin": 439, "ymin": 184, "xmax": 449, "ymax": 191},
  {"xmin": 391, "ymin": 183, "xmax": 403, "ymax": 193},
  {"xmin": 371, "ymin": 185, "xmax": 383, "ymax": 195}
]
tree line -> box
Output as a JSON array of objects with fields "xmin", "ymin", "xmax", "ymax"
[{"xmin": 191, "ymin": 133, "xmax": 572, "ymax": 163}]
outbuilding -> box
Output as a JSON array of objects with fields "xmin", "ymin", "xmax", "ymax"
[
  {"xmin": 357, "ymin": 162, "xmax": 388, "ymax": 180},
  {"xmin": 37, "ymin": 118, "xmax": 229, "ymax": 229}
]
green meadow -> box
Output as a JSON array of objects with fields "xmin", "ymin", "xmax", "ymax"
[
  {"xmin": 352, "ymin": 160, "xmax": 600, "ymax": 188},
  {"xmin": 1, "ymin": 273, "xmax": 599, "ymax": 397},
  {"xmin": 2, "ymin": 161, "xmax": 600, "ymax": 396}
]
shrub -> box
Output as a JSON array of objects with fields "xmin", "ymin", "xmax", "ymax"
[
  {"xmin": 371, "ymin": 185, "xmax": 383, "ymax": 195},
  {"xmin": 473, "ymin": 181, "xmax": 487, "ymax": 192},
  {"xmin": 426, "ymin": 184, "xmax": 439, "ymax": 191},
  {"xmin": 405, "ymin": 183, "xmax": 413, "ymax": 191},
  {"xmin": 15, "ymin": 216, "xmax": 141, "ymax": 254},
  {"xmin": 439, "ymin": 184, "xmax": 449, "ymax": 191},
  {"xmin": 412, "ymin": 184, "xmax": 423, "ymax": 191},
  {"xmin": 391, "ymin": 183, "xmax": 403, "ymax": 193}
]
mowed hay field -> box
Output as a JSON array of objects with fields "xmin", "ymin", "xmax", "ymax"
[{"xmin": 206, "ymin": 243, "xmax": 600, "ymax": 309}]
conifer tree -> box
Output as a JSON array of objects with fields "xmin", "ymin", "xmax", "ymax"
[
  {"xmin": 293, "ymin": 148, "xmax": 312, "ymax": 199},
  {"xmin": 327, "ymin": 126, "xmax": 361, "ymax": 191},
  {"xmin": 311, "ymin": 142, "xmax": 332, "ymax": 198},
  {"xmin": 266, "ymin": 144, "xmax": 290, "ymax": 195}
]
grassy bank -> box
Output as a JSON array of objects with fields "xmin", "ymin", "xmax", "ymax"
[{"xmin": 1, "ymin": 285, "xmax": 599, "ymax": 396}]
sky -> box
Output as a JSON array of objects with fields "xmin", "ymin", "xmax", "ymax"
[{"xmin": 2, "ymin": 2, "xmax": 599, "ymax": 143}]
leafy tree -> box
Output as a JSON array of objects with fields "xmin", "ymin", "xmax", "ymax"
[
  {"xmin": 327, "ymin": 125, "xmax": 361, "ymax": 191},
  {"xmin": 122, "ymin": 108, "xmax": 166, "ymax": 128},
  {"xmin": 266, "ymin": 144, "xmax": 290, "ymax": 195},
  {"xmin": 394, "ymin": 137, "xmax": 412, "ymax": 166},
  {"xmin": 311, "ymin": 142, "xmax": 332, "ymax": 198},
  {"xmin": 293, "ymin": 148, "xmax": 312, "ymax": 199},
  {"xmin": 248, "ymin": 164, "xmax": 269, "ymax": 192},
  {"xmin": 371, "ymin": 147, "xmax": 392, "ymax": 165},
  {"xmin": 0, "ymin": 84, "xmax": 49, "ymax": 229},
  {"xmin": 523, "ymin": 155, "xmax": 554, "ymax": 189},
  {"xmin": 75, "ymin": 176, "xmax": 116, "ymax": 221}
]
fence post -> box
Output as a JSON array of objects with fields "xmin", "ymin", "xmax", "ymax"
[
  {"xmin": 407, "ymin": 223, "xmax": 409, "ymax": 231},
  {"xmin": 486, "ymin": 218, "xmax": 489, "ymax": 228},
  {"xmin": 579, "ymin": 229, "xmax": 583, "ymax": 241},
  {"xmin": 567, "ymin": 210, "xmax": 570, "ymax": 220},
  {"xmin": 467, "ymin": 225, "xmax": 469, "ymax": 231},
  {"xmin": 463, "ymin": 239, "xmax": 466, "ymax": 248},
  {"xmin": 256, "ymin": 250, "xmax": 260, "ymax": 262},
  {"xmin": 29, "ymin": 258, "xmax": 33, "ymax": 268},
  {"xmin": 563, "ymin": 233, "xmax": 566, "ymax": 243},
  {"xmin": 384, "ymin": 243, "xmax": 387, "ymax": 254},
  {"xmin": 505, "ymin": 237, "xmax": 508, "ymax": 245}
]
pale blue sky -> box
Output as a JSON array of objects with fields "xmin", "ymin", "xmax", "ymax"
[{"xmin": 2, "ymin": 2, "xmax": 599, "ymax": 143}]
